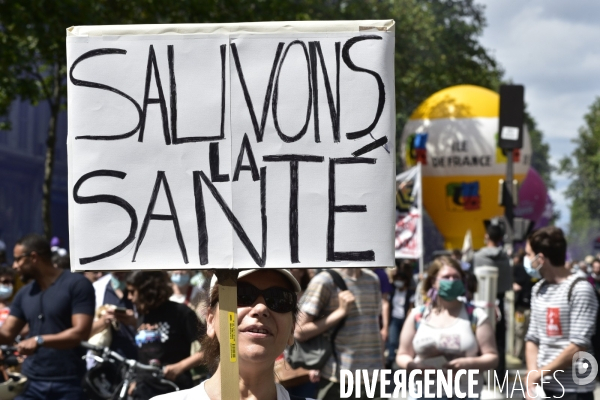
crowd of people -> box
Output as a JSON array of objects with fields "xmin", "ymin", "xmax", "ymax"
[{"xmin": 0, "ymin": 225, "xmax": 597, "ymax": 400}]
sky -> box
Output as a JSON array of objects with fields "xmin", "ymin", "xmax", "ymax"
[{"xmin": 479, "ymin": 0, "xmax": 600, "ymax": 231}]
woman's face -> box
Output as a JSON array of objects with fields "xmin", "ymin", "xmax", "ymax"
[
  {"xmin": 434, "ymin": 265, "xmax": 462, "ymax": 290},
  {"xmin": 127, "ymin": 285, "xmax": 139, "ymax": 306},
  {"xmin": 206, "ymin": 270, "xmax": 295, "ymax": 366}
]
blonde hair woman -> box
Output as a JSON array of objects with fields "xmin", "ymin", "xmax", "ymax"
[{"xmin": 396, "ymin": 256, "xmax": 498, "ymax": 400}]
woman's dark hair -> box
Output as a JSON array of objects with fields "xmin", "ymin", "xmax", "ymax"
[
  {"xmin": 201, "ymin": 275, "xmax": 299, "ymax": 374},
  {"xmin": 200, "ymin": 285, "xmax": 222, "ymax": 374},
  {"xmin": 126, "ymin": 271, "xmax": 173, "ymax": 314}
]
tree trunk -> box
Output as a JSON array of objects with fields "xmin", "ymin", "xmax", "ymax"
[{"xmin": 42, "ymin": 67, "xmax": 61, "ymax": 239}]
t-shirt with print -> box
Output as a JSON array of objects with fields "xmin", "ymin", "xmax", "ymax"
[
  {"xmin": 300, "ymin": 269, "xmax": 383, "ymax": 382},
  {"xmin": 10, "ymin": 270, "xmax": 95, "ymax": 380},
  {"xmin": 412, "ymin": 305, "xmax": 488, "ymax": 395},
  {"xmin": 136, "ymin": 300, "xmax": 200, "ymax": 389},
  {"xmin": 0, "ymin": 306, "xmax": 10, "ymax": 326},
  {"xmin": 525, "ymin": 274, "xmax": 598, "ymax": 393}
]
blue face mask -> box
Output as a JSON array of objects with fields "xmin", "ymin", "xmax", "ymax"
[
  {"xmin": 524, "ymin": 255, "xmax": 541, "ymax": 279},
  {"xmin": 110, "ymin": 276, "xmax": 126, "ymax": 291},
  {"xmin": 171, "ymin": 273, "xmax": 190, "ymax": 287},
  {"xmin": 0, "ymin": 284, "xmax": 13, "ymax": 300},
  {"xmin": 438, "ymin": 279, "xmax": 465, "ymax": 301}
]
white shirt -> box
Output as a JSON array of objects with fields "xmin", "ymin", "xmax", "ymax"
[
  {"xmin": 151, "ymin": 380, "xmax": 314, "ymax": 400},
  {"xmin": 391, "ymin": 289, "xmax": 407, "ymax": 320},
  {"xmin": 412, "ymin": 305, "xmax": 488, "ymax": 395}
]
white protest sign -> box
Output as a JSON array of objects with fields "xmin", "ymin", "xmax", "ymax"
[{"xmin": 66, "ymin": 21, "xmax": 396, "ymax": 271}]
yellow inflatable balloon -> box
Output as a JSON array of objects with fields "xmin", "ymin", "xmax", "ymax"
[{"xmin": 401, "ymin": 85, "xmax": 531, "ymax": 249}]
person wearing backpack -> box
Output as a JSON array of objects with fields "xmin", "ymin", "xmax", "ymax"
[
  {"xmin": 396, "ymin": 256, "xmax": 498, "ymax": 399},
  {"xmin": 524, "ymin": 227, "xmax": 598, "ymax": 400},
  {"xmin": 473, "ymin": 221, "xmax": 512, "ymax": 381},
  {"xmin": 295, "ymin": 268, "xmax": 384, "ymax": 400}
]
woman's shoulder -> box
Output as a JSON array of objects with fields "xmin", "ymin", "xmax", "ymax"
[{"xmin": 463, "ymin": 303, "xmax": 489, "ymax": 327}]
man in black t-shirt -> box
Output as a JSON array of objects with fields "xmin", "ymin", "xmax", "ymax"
[{"xmin": 0, "ymin": 234, "xmax": 95, "ymax": 400}]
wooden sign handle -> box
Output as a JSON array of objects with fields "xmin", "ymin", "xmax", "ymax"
[{"xmin": 214, "ymin": 269, "xmax": 240, "ymax": 400}]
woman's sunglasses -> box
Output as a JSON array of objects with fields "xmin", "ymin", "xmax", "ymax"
[{"xmin": 237, "ymin": 282, "xmax": 297, "ymax": 313}]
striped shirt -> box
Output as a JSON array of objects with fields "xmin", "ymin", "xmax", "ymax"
[
  {"xmin": 525, "ymin": 273, "xmax": 598, "ymax": 393},
  {"xmin": 299, "ymin": 269, "xmax": 384, "ymax": 382}
]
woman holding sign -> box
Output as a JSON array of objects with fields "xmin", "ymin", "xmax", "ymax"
[
  {"xmin": 152, "ymin": 268, "xmax": 308, "ymax": 400},
  {"xmin": 395, "ymin": 256, "xmax": 498, "ymax": 399}
]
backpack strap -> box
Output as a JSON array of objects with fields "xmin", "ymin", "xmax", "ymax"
[
  {"xmin": 536, "ymin": 276, "xmax": 587, "ymax": 303},
  {"xmin": 534, "ymin": 279, "xmax": 549, "ymax": 297},
  {"xmin": 464, "ymin": 302, "xmax": 478, "ymax": 333},
  {"xmin": 413, "ymin": 303, "xmax": 478, "ymax": 333},
  {"xmin": 568, "ymin": 277, "xmax": 587, "ymax": 302},
  {"xmin": 325, "ymin": 270, "xmax": 348, "ymax": 365},
  {"xmin": 326, "ymin": 269, "xmax": 348, "ymax": 291},
  {"xmin": 413, "ymin": 304, "xmax": 427, "ymax": 330}
]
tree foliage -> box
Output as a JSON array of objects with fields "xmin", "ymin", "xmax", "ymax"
[
  {"xmin": 0, "ymin": 0, "xmax": 553, "ymax": 237},
  {"xmin": 526, "ymin": 111, "xmax": 554, "ymax": 190},
  {"xmin": 559, "ymin": 97, "xmax": 600, "ymax": 257}
]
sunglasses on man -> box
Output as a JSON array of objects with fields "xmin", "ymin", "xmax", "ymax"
[{"xmin": 237, "ymin": 282, "xmax": 297, "ymax": 313}]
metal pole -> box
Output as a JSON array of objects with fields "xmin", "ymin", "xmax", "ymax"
[
  {"xmin": 504, "ymin": 150, "xmax": 514, "ymax": 243},
  {"xmin": 504, "ymin": 150, "xmax": 516, "ymax": 376}
]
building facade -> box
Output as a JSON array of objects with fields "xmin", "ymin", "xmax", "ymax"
[{"xmin": 0, "ymin": 100, "xmax": 69, "ymax": 255}]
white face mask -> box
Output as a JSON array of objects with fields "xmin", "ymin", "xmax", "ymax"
[
  {"xmin": 524, "ymin": 255, "xmax": 541, "ymax": 279},
  {"xmin": 394, "ymin": 281, "xmax": 405, "ymax": 289},
  {"xmin": 0, "ymin": 284, "xmax": 13, "ymax": 300}
]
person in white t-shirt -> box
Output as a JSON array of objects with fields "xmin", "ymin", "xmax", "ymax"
[
  {"xmin": 396, "ymin": 256, "xmax": 498, "ymax": 400},
  {"xmin": 152, "ymin": 269, "xmax": 310, "ymax": 400}
]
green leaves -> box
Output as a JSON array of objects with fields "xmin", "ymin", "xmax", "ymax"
[
  {"xmin": 0, "ymin": 0, "xmax": 553, "ymax": 237},
  {"xmin": 559, "ymin": 97, "xmax": 600, "ymax": 256}
]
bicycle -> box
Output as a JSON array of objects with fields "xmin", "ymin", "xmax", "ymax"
[
  {"xmin": 0, "ymin": 345, "xmax": 27, "ymax": 400},
  {"xmin": 81, "ymin": 341, "xmax": 179, "ymax": 400}
]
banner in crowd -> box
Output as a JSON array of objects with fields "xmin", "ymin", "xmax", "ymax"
[
  {"xmin": 395, "ymin": 165, "xmax": 422, "ymax": 259},
  {"xmin": 66, "ymin": 21, "xmax": 396, "ymax": 271}
]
